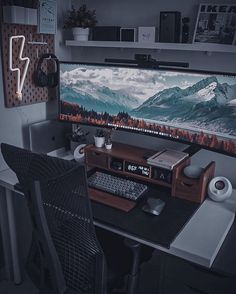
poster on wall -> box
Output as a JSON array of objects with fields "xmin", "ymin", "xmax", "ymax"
[
  {"xmin": 38, "ymin": 0, "xmax": 57, "ymax": 34},
  {"xmin": 193, "ymin": 3, "xmax": 236, "ymax": 45}
]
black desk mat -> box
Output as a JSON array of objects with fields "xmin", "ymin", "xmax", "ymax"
[{"xmin": 91, "ymin": 186, "xmax": 198, "ymax": 249}]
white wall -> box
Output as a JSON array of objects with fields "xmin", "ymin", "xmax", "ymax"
[
  {"xmin": 71, "ymin": 0, "xmax": 236, "ymax": 72},
  {"xmin": 0, "ymin": 0, "xmax": 72, "ymax": 171},
  {"xmin": 70, "ymin": 0, "xmax": 236, "ymax": 186}
]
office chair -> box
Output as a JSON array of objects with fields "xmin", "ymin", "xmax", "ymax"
[
  {"xmin": 1, "ymin": 143, "xmax": 106, "ymax": 293},
  {"xmin": 1, "ymin": 143, "xmax": 153, "ymax": 294}
]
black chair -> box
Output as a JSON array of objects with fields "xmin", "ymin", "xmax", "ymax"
[
  {"xmin": 1, "ymin": 143, "xmax": 107, "ymax": 293},
  {"xmin": 1, "ymin": 143, "xmax": 153, "ymax": 294}
]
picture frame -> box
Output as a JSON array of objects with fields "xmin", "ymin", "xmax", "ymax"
[
  {"xmin": 193, "ymin": 3, "xmax": 236, "ymax": 45},
  {"xmin": 38, "ymin": 0, "xmax": 57, "ymax": 35},
  {"xmin": 138, "ymin": 27, "xmax": 156, "ymax": 43}
]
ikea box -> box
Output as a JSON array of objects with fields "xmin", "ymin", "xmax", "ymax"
[
  {"xmin": 138, "ymin": 27, "xmax": 156, "ymax": 43},
  {"xmin": 92, "ymin": 26, "xmax": 121, "ymax": 41}
]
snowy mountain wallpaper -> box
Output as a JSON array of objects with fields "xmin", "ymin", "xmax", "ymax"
[{"xmin": 60, "ymin": 63, "xmax": 236, "ymax": 154}]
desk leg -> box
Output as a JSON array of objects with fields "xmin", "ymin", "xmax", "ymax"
[
  {"xmin": 5, "ymin": 189, "xmax": 22, "ymax": 284},
  {"xmin": 0, "ymin": 187, "xmax": 11, "ymax": 280}
]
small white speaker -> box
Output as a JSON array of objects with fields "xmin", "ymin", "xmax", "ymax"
[{"xmin": 208, "ymin": 177, "xmax": 232, "ymax": 202}]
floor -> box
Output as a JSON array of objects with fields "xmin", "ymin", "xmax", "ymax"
[{"xmin": 0, "ymin": 252, "xmax": 162, "ymax": 294}]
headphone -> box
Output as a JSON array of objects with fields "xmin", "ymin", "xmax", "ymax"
[{"xmin": 34, "ymin": 53, "xmax": 59, "ymax": 88}]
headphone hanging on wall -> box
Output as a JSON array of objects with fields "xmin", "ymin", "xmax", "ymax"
[{"xmin": 34, "ymin": 53, "xmax": 59, "ymax": 88}]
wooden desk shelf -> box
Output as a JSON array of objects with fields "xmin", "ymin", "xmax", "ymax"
[
  {"xmin": 85, "ymin": 143, "xmax": 189, "ymax": 191},
  {"xmin": 85, "ymin": 143, "xmax": 216, "ymax": 204}
]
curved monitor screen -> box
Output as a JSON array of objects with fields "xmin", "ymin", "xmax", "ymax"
[{"xmin": 59, "ymin": 62, "xmax": 236, "ymax": 156}]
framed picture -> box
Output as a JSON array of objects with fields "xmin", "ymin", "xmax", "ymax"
[
  {"xmin": 138, "ymin": 27, "xmax": 156, "ymax": 43},
  {"xmin": 38, "ymin": 0, "xmax": 57, "ymax": 34},
  {"xmin": 193, "ymin": 3, "xmax": 236, "ymax": 45}
]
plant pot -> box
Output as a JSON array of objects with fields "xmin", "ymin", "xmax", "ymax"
[
  {"xmin": 72, "ymin": 27, "xmax": 90, "ymax": 41},
  {"xmin": 94, "ymin": 136, "xmax": 105, "ymax": 148},
  {"xmin": 105, "ymin": 143, "xmax": 112, "ymax": 150}
]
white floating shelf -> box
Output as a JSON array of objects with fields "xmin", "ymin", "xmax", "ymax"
[{"xmin": 66, "ymin": 40, "xmax": 236, "ymax": 54}]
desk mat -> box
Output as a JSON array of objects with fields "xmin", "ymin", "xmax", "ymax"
[{"xmin": 92, "ymin": 186, "xmax": 198, "ymax": 249}]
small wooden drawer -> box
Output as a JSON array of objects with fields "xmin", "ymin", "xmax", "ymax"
[
  {"xmin": 174, "ymin": 178, "xmax": 203, "ymax": 203},
  {"xmin": 86, "ymin": 151, "xmax": 108, "ymax": 169},
  {"xmin": 172, "ymin": 161, "xmax": 215, "ymax": 203}
]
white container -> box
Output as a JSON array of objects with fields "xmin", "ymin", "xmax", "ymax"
[
  {"xmin": 3, "ymin": 5, "xmax": 25, "ymax": 24},
  {"xmin": 72, "ymin": 27, "xmax": 90, "ymax": 41},
  {"xmin": 25, "ymin": 8, "xmax": 37, "ymax": 25},
  {"xmin": 138, "ymin": 26, "xmax": 156, "ymax": 43},
  {"xmin": 94, "ymin": 136, "xmax": 105, "ymax": 148},
  {"xmin": 105, "ymin": 143, "xmax": 112, "ymax": 150}
]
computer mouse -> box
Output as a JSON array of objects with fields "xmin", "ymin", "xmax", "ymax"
[{"xmin": 142, "ymin": 197, "xmax": 165, "ymax": 216}]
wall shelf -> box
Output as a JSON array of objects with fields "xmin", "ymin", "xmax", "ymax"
[{"xmin": 65, "ymin": 40, "xmax": 236, "ymax": 54}]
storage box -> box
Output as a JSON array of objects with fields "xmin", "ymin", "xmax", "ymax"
[
  {"xmin": 3, "ymin": 6, "xmax": 37, "ymax": 25},
  {"xmin": 92, "ymin": 26, "xmax": 121, "ymax": 41},
  {"xmin": 3, "ymin": 6, "xmax": 25, "ymax": 25},
  {"xmin": 25, "ymin": 8, "xmax": 37, "ymax": 25}
]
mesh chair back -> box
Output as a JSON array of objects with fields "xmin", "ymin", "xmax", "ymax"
[{"xmin": 1, "ymin": 143, "xmax": 107, "ymax": 294}]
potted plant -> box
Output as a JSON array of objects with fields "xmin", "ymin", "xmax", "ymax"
[
  {"xmin": 67, "ymin": 126, "xmax": 89, "ymax": 152},
  {"xmin": 64, "ymin": 5, "xmax": 97, "ymax": 41},
  {"xmin": 105, "ymin": 129, "xmax": 112, "ymax": 150},
  {"xmin": 94, "ymin": 129, "xmax": 106, "ymax": 148}
]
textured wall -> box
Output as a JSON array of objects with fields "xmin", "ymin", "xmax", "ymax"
[{"xmin": 0, "ymin": 0, "xmax": 72, "ymax": 171}]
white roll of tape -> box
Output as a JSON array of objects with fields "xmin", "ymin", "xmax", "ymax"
[{"xmin": 73, "ymin": 144, "xmax": 86, "ymax": 163}]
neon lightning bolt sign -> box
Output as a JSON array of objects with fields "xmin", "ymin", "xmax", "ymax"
[{"xmin": 9, "ymin": 35, "xmax": 30, "ymax": 101}]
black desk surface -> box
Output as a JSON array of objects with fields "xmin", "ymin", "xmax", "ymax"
[
  {"xmin": 92, "ymin": 185, "xmax": 236, "ymax": 277},
  {"xmin": 91, "ymin": 185, "xmax": 198, "ymax": 249}
]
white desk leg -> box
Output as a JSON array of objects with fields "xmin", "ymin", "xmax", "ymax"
[
  {"xmin": 0, "ymin": 187, "xmax": 11, "ymax": 280},
  {"xmin": 5, "ymin": 189, "xmax": 22, "ymax": 284}
]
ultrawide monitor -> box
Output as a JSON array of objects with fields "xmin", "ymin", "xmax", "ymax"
[{"xmin": 59, "ymin": 62, "xmax": 236, "ymax": 156}]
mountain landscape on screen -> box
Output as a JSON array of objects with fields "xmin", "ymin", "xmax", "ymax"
[
  {"xmin": 132, "ymin": 76, "xmax": 236, "ymax": 135},
  {"xmin": 60, "ymin": 65, "xmax": 236, "ymax": 154}
]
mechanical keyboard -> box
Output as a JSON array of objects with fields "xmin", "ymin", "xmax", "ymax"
[{"xmin": 87, "ymin": 171, "xmax": 148, "ymax": 201}]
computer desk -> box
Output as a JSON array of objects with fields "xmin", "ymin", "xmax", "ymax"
[{"xmin": 0, "ymin": 167, "xmax": 236, "ymax": 289}]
